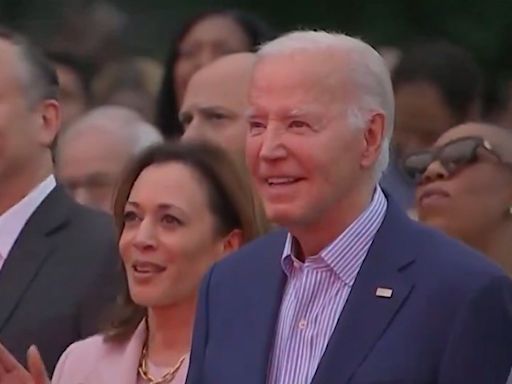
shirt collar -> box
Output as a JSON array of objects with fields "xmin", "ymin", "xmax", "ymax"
[
  {"xmin": 281, "ymin": 186, "xmax": 387, "ymax": 286},
  {"xmin": 0, "ymin": 175, "xmax": 56, "ymax": 260}
]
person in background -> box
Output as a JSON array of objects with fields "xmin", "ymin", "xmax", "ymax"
[
  {"xmin": 92, "ymin": 57, "xmax": 164, "ymax": 122},
  {"xmin": 405, "ymin": 122, "xmax": 512, "ymax": 275},
  {"xmin": 155, "ymin": 9, "xmax": 274, "ymax": 139},
  {"xmin": 180, "ymin": 52, "xmax": 255, "ymax": 161},
  {"xmin": 0, "ymin": 141, "xmax": 264, "ymax": 384},
  {"xmin": 487, "ymin": 79, "xmax": 512, "ymax": 130},
  {"xmin": 55, "ymin": 106, "xmax": 163, "ymax": 213},
  {"xmin": 381, "ymin": 42, "xmax": 483, "ymax": 210},
  {"xmin": 0, "ymin": 26, "xmax": 119, "ymax": 374},
  {"xmin": 185, "ymin": 30, "xmax": 512, "ymax": 384},
  {"xmin": 48, "ymin": 1, "xmax": 128, "ymax": 68},
  {"xmin": 47, "ymin": 51, "xmax": 92, "ymax": 129},
  {"xmin": 180, "ymin": 52, "xmax": 268, "ymax": 232}
]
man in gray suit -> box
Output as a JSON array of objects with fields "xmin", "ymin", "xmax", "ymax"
[{"xmin": 0, "ymin": 27, "xmax": 119, "ymax": 374}]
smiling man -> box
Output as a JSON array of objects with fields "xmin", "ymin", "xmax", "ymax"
[{"xmin": 185, "ymin": 31, "xmax": 512, "ymax": 384}]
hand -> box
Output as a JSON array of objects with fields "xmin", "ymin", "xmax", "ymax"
[{"xmin": 0, "ymin": 343, "xmax": 49, "ymax": 384}]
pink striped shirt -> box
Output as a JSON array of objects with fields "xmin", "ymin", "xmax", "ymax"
[{"xmin": 267, "ymin": 188, "xmax": 387, "ymax": 384}]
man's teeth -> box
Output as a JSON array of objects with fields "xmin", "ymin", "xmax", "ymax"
[{"xmin": 267, "ymin": 177, "xmax": 297, "ymax": 185}]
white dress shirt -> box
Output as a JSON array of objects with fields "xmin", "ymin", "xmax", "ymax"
[{"xmin": 0, "ymin": 175, "xmax": 56, "ymax": 270}]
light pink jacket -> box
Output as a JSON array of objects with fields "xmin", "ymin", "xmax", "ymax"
[{"xmin": 51, "ymin": 322, "xmax": 189, "ymax": 384}]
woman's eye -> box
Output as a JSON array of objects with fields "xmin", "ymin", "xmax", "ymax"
[
  {"xmin": 123, "ymin": 211, "xmax": 139, "ymax": 223},
  {"xmin": 161, "ymin": 214, "xmax": 183, "ymax": 227}
]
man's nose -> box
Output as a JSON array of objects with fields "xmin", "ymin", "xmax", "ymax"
[{"xmin": 259, "ymin": 125, "xmax": 287, "ymax": 161}]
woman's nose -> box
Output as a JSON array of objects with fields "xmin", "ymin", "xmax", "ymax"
[
  {"xmin": 132, "ymin": 219, "xmax": 157, "ymax": 249},
  {"xmin": 420, "ymin": 160, "xmax": 449, "ymax": 185}
]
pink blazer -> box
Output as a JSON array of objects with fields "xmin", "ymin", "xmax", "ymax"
[{"xmin": 51, "ymin": 322, "xmax": 189, "ymax": 384}]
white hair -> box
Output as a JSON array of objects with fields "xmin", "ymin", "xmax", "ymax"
[
  {"xmin": 258, "ymin": 31, "xmax": 395, "ymax": 180},
  {"xmin": 58, "ymin": 105, "xmax": 163, "ymax": 156}
]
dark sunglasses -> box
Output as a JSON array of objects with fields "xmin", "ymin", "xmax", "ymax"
[{"xmin": 402, "ymin": 136, "xmax": 512, "ymax": 183}]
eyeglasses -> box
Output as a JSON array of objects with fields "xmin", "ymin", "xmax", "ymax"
[{"xmin": 402, "ymin": 136, "xmax": 512, "ymax": 183}]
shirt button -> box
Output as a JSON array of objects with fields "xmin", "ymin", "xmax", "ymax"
[{"xmin": 298, "ymin": 319, "xmax": 307, "ymax": 329}]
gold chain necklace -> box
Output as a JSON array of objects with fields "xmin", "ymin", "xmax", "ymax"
[{"xmin": 138, "ymin": 342, "xmax": 187, "ymax": 384}]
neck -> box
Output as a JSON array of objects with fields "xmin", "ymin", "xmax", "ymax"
[
  {"xmin": 0, "ymin": 155, "xmax": 52, "ymax": 215},
  {"xmin": 467, "ymin": 223, "xmax": 512, "ymax": 276},
  {"xmin": 291, "ymin": 184, "xmax": 374, "ymax": 259},
  {"xmin": 146, "ymin": 297, "xmax": 196, "ymax": 366}
]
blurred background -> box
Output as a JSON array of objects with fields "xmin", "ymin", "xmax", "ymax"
[
  {"xmin": 1, "ymin": 0, "xmax": 511, "ymax": 129},
  {"xmin": 3, "ymin": 0, "xmax": 511, "ymax": 68}
]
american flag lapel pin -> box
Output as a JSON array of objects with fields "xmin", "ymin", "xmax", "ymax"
[{"xmin": 376, "ymin": 287, "xmax": 393, "ymax": 298}]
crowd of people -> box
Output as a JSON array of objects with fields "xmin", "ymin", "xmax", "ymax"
[{"xmin": 0, "ymin": 5, "xmax": 511, "ymax": 384}]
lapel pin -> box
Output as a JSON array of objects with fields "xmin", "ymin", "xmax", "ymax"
[{"xmin": 376, "ymin": 287, "xmax": 393, "ymax": 298}]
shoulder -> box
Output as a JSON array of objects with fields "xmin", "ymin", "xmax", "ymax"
[
  {"xmin": 67, "ymin": 199, "xmax": 116, "ymax": 239},
  {"xmin": 52, "ymin": 334, "xmax": 108, "ymax": 382},
  {"xmin": 212, "ymin": 229, "xmax": 287, "ymax": 275},
  {"xmin": 402, "ymin": 218, "xmax": 507, "ymax": 293}
]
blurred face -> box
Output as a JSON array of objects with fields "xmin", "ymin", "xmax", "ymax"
[
  {"xmin": 0, "ymin": 40, "xmax": 52, "ymax": 183},
  {"xmin": 57, "ymin": 129, "xmax": 131, "ymax": 212},
  {"xmin": 413, "ymin": 125, "xmax": 512, "ymax": 242},
  {"xmin": 394, "ymin": 81, "xmax": 457, "ymax": 157},
  {"xmin": 119, "ymin": 162, "xmax": 229, "ymax": 308},
  {"xmin": 246, "ymin": 53, "xmax": 378, "ymax": 228},
  {"xmin": 54, "ymin": 63, "xmax": 87, "ymax": 128},
  {"xmin": 106, "ymin": 89, "xmax": 154, "ymax": 122},
  {"xmin": 173, "ymin": 15, "xmax": 251, "ymax": 106},
  {"xmin": 180, "ymin": 57, "xmax": 253, "ymax": 158}
]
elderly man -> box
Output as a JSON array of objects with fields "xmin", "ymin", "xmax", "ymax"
[
  {"xmin": 0, "ymin": 27, "xmax": 119, "ymax": 375},
  {"xmin": 179, "ymin": 52, "xmax": 255, "ymax": 160},
  {"xmin": 56, "ymin": 106, "xmax": 162, "ymax": 212},
  {"xmin": 184, "ymin": 31, "xmax": 512, "ymax": 384}
]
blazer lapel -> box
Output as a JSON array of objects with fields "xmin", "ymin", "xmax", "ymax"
[
  {"xmin": 0, "ymin": 186, "xmax": 71, "ymax": 331},
  {"xmin": 238, "ymin": 230, "xmax": 288, "ymax": 384},
  {"xmin": 99, "ymin": 322, "xmax": 146, "ymax": 384},
  {"xmin": 312, "ymin": 203, "xmax": 416, "ymax": 384}
]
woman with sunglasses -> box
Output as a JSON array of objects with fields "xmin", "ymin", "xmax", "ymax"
[
  {"xmin": 403, "ymin": 122, "xmax": 512, "ymax": 274},
  {"xmin": 0, "ymin": 141, "xmax": 264, "ymax": 383}
]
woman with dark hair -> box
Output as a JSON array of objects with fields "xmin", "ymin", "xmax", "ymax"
[
  {"xmin": 0, "ymin": 142, "xmax": 264, "ymax": 383},
  {"xmin": 155, "ymin": 9, "xmax": 274, "ymax": 139}
]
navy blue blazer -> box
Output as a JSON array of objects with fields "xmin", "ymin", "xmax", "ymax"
[{"xmin": 186, "ymin": 202, "xmax": 512, "ymax": 384}]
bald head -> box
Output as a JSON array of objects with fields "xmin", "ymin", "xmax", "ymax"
[
  {"xmin": 56, "ymin": 106, "xmax": 162, "ymax": 212},
  {"xmin": 180, "ymin": 53, "xmax": 256, "ymax": 159},
  {"xmin": 436, "ymin": 122, "xmax": 512, "ymax": 163}
]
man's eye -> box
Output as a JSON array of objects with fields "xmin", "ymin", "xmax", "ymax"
[
  {"xmin": 249, "ymin": 121, "xmax": 266, "ymax": 134},
  {"xmin": 206, "ymin": 112, "xmax": 227, "ymax": 121},
  {"xmin": 180, "ymin": 114, "xmax": 193, "ymax": 127},
  {"xmin": 289, "ymin": 120, "xmax": 309, "ymax": 129}
]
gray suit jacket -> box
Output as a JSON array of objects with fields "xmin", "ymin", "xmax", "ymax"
[{"xmin": 0, "ymin": 186, "xmax": 120, "ymax": 375}]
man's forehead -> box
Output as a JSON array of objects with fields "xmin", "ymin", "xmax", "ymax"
[
  {"xmin": 0, "ymin": 39, "xmax": 24, "ymax": 85},
  {"xmin": 247, "ymin": 105, "xmax": 324, "ymax": 118}
]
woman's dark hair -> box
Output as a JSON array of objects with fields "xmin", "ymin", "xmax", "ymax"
[
  {"xmin": 392, "ymin": 41, "xmax": 483, "ymax": 123},
  {"xmin": 154, "ymin": 9, "xmax": 275, "ymax": 139},
  {"xmin": 103, "ymin": 141, "xmax": 264, "ymax": 341}
]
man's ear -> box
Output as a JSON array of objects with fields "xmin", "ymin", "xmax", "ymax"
[
  {"xmin": 360, "ymin": 112, "xmax": 386, "ymax": 169},
  {"xmin": 37, "ymin": 99, "xmax": 60, "ymax": 147}
]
